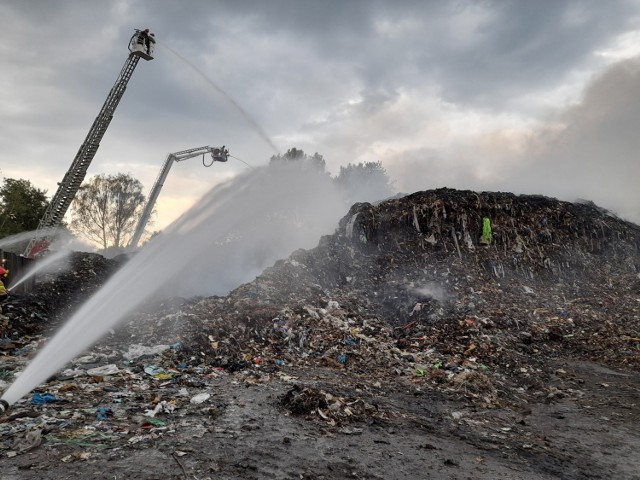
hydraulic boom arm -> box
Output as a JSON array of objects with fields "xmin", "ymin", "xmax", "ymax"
[{"xmin": 128, "ymin": 145, "xmax": 229, "ymax": 249}]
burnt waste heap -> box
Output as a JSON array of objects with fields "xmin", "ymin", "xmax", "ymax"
[
  {"xmin": 3, "ymin": 188, "xmax": 640, "ymax": 381},
  {"xmin": 0, "ymin": 188, "xmax": 638, "ymax": 479},
  {"xmin": 179, "ymin": 187, "xmax": 640, "ymax": 375}
]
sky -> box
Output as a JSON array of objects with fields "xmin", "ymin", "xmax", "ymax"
[{"xmin": 2, "ymin": 0, "xmax": 640, "ymax": 231}]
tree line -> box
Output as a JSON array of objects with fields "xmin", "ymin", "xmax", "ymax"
[{"xmin": 0, "ymin": 148, "xmax": 394, "ymax": 253}]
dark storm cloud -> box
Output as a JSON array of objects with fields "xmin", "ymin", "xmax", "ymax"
[
  {"xmin": 8, "ymin": 0, "xmax": 630, "ymax": 135},
  {"xmin": 5, "ymin": 0, "xmax": 638, "ymax": 112},
  {"xmin": 429, "ymin": 0, "xmax": 640, "ymax": 109},
  {"xmin": 115, "ymin": 0, "xmax": 640, "ymax": 116},
  {"xmin": 128, "ymin": 0, "xmax": 638, "ymax": 111}
]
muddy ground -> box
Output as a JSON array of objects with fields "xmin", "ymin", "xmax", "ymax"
[{"xmin": 0, "ymin": 356, "xmax": 637, "ymax": 480}]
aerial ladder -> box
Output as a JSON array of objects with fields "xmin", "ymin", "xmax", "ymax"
[
  {"xmin": 24, "ymin": 28, "xmax": 157, "ymax": 258},
  {"xmin": 128, "ymin": 145, "xmax": 229, "ymax": 249}
]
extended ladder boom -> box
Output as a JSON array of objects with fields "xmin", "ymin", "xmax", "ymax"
[
  {"xmin": 24, "ymin": 29, "xmax": 155, "ymax": 257},
  {"xmin": 129, "ymin": 146, "xmax": 229, "ymax": 249}
]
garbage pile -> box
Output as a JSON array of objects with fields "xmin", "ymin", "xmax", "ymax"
[
  {"xmin": 98, "ymin": 188, "xmax": 639, "ymax": 405},
  {"xmin": 1, "ymin": 252, "xmax": 122, "ymax": 338},
  {"xmin": 5, "ymin": 189, "xmax": 639, "ymax": 388},
  {"xmin": 0, "ymin": 188, "xmax": 638, "ymax": 473}
]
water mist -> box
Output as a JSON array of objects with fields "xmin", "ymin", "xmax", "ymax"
[
  {"xmin": 0, "ymin": 227, "xmax": 61, "ymax": 251},
  {"xmin": 0, "ymin": 162, "xmax": 344, "ymax": 407}
]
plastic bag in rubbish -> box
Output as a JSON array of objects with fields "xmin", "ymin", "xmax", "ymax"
[
  {"xmin": 31, "ymin": 393, "xmax": 56, "ymax": 405},
  {"xmin": 190, "ymin": 393, "xmax": 211, "ymax": 404}
]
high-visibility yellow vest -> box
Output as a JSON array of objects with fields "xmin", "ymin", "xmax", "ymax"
[{"xmin": 481, "ymin": 217, "xmax": 492, "ymax": 244}]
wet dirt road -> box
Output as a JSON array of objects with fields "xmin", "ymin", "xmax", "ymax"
[{"xmin": 1, "ymin": 360, "xmax": 637, "ymax": 480}]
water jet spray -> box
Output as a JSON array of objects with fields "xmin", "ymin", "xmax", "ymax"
[
  {"xmin": 159, "ymin": 43, "xmax": 280, "ymax": 155},
  {"xmin": 8, "ymin": 249, "xmax": 72, "ymax": 292},
  {"xmin": 0, "ymin": 162, "xmax": 345, "ymax": 406}
]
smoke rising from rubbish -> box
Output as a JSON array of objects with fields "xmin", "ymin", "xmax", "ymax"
[
  {"xmin": 6, "ymin": 38, "xmax": 640, "ymax": 407},
  {"xmin": 409, "ymin": 283, "xmax": 448, "ymax": 303},
  {"xmin": 385, "ymin": 56, "xmax": 640, "ymax": 226},
  {"xmin": 500, "ymin": 56, "xmax": 640, "ymax": 224}
]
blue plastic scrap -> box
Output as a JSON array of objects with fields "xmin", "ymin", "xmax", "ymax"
[
  {"xmin": 96, "ymin": 407, "xmax": 114, "ymax": 421},
  {"xmin": 31, "ymin": 393, "xmax": 56, "ymax": 405}
]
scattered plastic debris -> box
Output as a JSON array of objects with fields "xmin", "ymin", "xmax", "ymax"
[
  {"xmin": 0, "ymin": 188, "xmax": 637, "ymax": 477},
  {"xmin": 190, "ymin": 393, "xmax": 211, "ymax": 405},
  {"xmin": 31, "ymin": 393, "xmax": 56, "ymax": 405}
]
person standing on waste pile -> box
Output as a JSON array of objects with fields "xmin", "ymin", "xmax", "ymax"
[{"xmin": 0, "ymin": 266, "xmax": 8, "ymax": 315}]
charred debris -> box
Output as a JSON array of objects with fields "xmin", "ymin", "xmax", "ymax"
[{"xmin": 1, "ymin": 187, "xmax": 639, "ymax": 396}]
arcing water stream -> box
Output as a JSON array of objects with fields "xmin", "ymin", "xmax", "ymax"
[
  {"xmin": 7, "ymin": 249, "xmax": 72, "ymax": 292},
  {"xmin": 159, "ymin": 43, "xmax": 280, "ymax": 155},
  {"xmin": 0, "ymin": 162, "xmax": 343, "ymax": 406}
]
